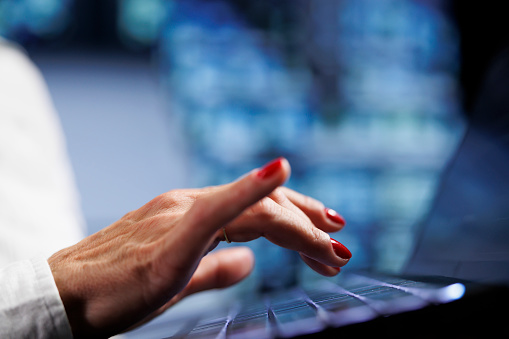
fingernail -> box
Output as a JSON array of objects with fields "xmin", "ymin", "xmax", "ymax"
[
  {"xmin": 325, "ymin": 208, "xmax": 346, "ymax": 226},
  {"xmin": 331, "ymin": 238, "xmax": 352, "ymax": 259},
  {"xmin": 257, "ymin": 158, "xmax": 283, "ymax": 179}
]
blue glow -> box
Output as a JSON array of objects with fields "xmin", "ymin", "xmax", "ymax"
[
  {"xmin": 158, "ymin": 0, "xmax": 464, "ymax": 277},
  {"xmin": 0, "ymin": 0, "xmax": 72, "ymax": 40},
  {"xmin": 117, "ymin": 0, "xmax": 169, "ymax": 47},
  {"xmin": 440, "ymin": 283, "xmax": 466, "ymax": 302}
]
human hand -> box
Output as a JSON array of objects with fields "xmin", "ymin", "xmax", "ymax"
[{"xmin": 48, "ymin": 158, "xmax": 351, "ymax": 338}]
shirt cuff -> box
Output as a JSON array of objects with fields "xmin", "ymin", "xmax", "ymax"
[{"xmin": 0, "ymin": 258, "xmax": 73, "ymax": 339}]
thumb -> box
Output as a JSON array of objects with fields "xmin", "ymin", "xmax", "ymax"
[
  {"xmin": 166, "ymin": 158, "xmax": 290, "ymax": 266},
  {"xmin": 182, "ymin": 247, "xmax": 255, "ymax": 296},
  {"xmin": 126, "ymin": 247, "xmax": 255, "ymax": 331}
]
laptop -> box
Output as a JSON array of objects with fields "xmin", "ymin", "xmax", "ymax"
[
  {"xmin": 122, "ymin": 118, "xmax": 509, "ymax": 338},
  {"xmin": 124, "ymin": 53, "xmax": 509, "ymax": 338}
]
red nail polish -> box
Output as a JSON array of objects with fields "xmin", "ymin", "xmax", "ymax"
[
  {"xmin": 325, "ymin": 208, "xmax": 346, "ymax": 226},
  {"xmin": 257, "ymin": 158, "xmax": 283, "ymax": 179},
  {"xmin": 331, "ymin": 238, "xmax": 352, "ymax": 259}
]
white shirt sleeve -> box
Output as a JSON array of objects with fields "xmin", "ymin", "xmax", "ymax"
[
  {"xmin": 0, "ymin": 40, "xmax": 85, "ymax": 337},
  {"xmin": 0, "ymin": 40, "xmax": 85, "ymax": 264},
  {"xmin": 0, "ymin": 258, "xmax": 73, "ymax": 339}
]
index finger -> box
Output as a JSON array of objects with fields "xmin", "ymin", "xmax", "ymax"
[{"xmin": 158, "ymin": 158, "xmax": 291, "ymax": 272}]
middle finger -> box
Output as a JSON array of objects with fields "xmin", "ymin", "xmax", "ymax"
[{"xmin": 223, "ymin": 197, "xmax": 351, "ymax": 268}]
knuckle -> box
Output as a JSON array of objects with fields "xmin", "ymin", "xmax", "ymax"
[
  {"xmin": 149, "ymin": 192, "xmax": 174, "ymax": 209},
  {"xmin": 160, "ymin": 190, "xmax": 183, "ymax": 204},
  {"xmin": 309, "ymin": 226, "xmax": 325, "ymax": 245},
  {"xmin": 272, "ymin": 189, "xmax": 297, "ymax": 210},
  {"xmin": 254, "ymin": 197, "xmax": 280, "ymax": 221},
  {"xmin": 159, "ymin": 189, "xmax": 197, "ymax": 209},
  {"xmin": 269, "ymin": 187, "xmax": 287, "ymax": 203}
]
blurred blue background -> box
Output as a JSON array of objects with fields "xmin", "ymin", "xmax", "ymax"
[{"xmin": 1, "ymin": 0, "xmax": 465, "ymax": 285}]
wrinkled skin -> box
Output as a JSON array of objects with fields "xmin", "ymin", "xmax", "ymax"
[{"xmin": 48, "ymin": 158, "xmax": 350, "ymax": 338}]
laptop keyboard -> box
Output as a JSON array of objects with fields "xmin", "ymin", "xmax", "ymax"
[{"xmin": 137, "ymin": 273, "xmax": 466, "ymax": 339}]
